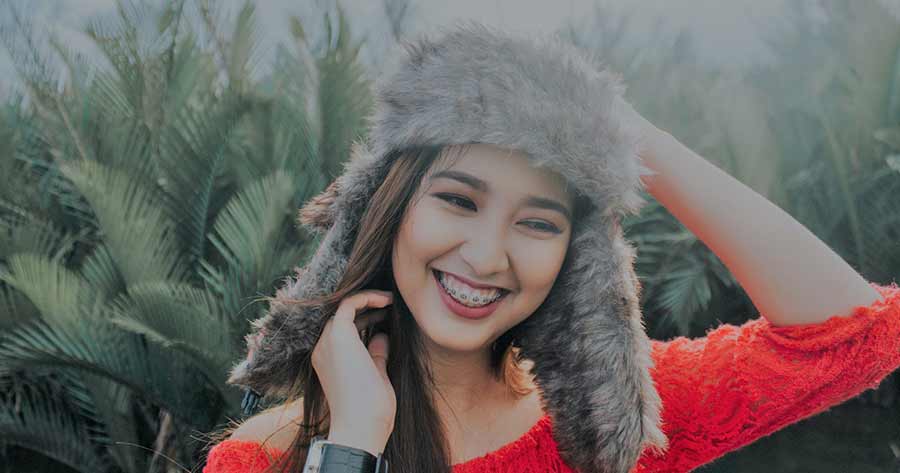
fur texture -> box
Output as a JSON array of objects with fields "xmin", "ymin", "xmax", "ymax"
[{"xmin": 227, "ymin": 20, "xmax": 669, "ymax": 472}]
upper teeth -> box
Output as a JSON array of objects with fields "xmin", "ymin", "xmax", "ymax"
[{"xmin": 438, "ymin": 271, "xmax": 504, "ymax": 306}]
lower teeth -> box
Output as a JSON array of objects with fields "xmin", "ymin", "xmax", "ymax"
[{"xmin": 456, "ymin": 295, "xmax": 493, "ymax": 307}]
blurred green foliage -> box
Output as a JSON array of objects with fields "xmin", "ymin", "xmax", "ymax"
[
  {"xmin": 0, "ymin": 0, "xmax": 372, "ymax": 470},
  {"xmin": 0, "ymin": 0, "xmax": 897, "ymax": 472}
]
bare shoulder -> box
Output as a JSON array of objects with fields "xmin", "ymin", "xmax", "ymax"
[{"xmin": 228, "ymin": 398, "xmax": 305, "ymax": 451}]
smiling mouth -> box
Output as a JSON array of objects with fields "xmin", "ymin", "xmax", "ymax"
[{"xmin": 432, "ymin": 269, "xmax": 510, "ymax": 307}]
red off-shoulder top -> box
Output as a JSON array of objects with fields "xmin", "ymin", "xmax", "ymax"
[{"xmin": 203, "ymin": 281, "xmax": 900, "ymax": 473}]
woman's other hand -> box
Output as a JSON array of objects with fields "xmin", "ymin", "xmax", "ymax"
[
  {"xmin": 613, "ymin": 94, "xmax": 667, "ymax": 180},
  {"xmin": 311, "ymin": 289, "xmax": 395, "ymax": 456}
]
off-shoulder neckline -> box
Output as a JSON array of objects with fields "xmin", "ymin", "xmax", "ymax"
[
  {"xmin": 451, "ymin": 412, "xmax": 552, "ymax": 467},
  {"xmin": 214, "ymin": 412, "xmax": 553, "ymax": 469}
]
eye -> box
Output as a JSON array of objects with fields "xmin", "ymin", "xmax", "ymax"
[
  {"xmin": 433, "ymin": 193, "xmax": 562, "ymax": 234},
  {"xmin": 522, "ymin": 220, "xmax": 562, "ymax": 234},
  {"xmin": 434, "ymin": 193, "xmax": 476, "ymax": 211}
]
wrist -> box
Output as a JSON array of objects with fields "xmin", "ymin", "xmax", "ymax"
[
  {"xmin": 306, "ymin": 435, "xmax": 389, "ymax": 473},
  {"xmin": 636, "ymin": 128, "xmax": 677, "ymax": 194},
  {"xmin": 327, "ymin": 428, "xmax": 387, "ymax": 457},
  {"xmin": 638, "ymin": 127, "xmax": 674, "ymax": 164}
]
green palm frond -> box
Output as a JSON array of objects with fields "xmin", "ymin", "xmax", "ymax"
[
  {"xmin": 107, "ymin": 281, "xmax": 233, "ymax": 383},
  {"xmin": 0, "ymin": 318, "xmax": 223, "ymax": 429},
  {"xmin": 315, "ymin": 4, "xmax": 374, "ymax": 181},
  {"xmin": 654, "ymin": 259, "xmax": 714, "ymax": 336},
  {"xmin": 0, "ymin": 372, "xmax": 112, "ymax": 472},
  {"xmin": 0, "ymin": 2, "xmax": 377, "ymax": 471},
  {"xmin": 0, "ymin": 3, "xmax": 65, "ymax": 117},
  {"xmin": 267, "ymin": 46, "xmax": 322, "ymax": 180},
  {"xmin": 842, "ymin": 163, "xmax": 900, "ymax": 282},
  {"xmin": 0, "ymin": 253, "xmax": 98, "ymax": 326},
  {"xmin": 79, "ymin": 373, "xmax": 143, "ymax": 473},
  {"xmin": 79, "ymin": 244, "xmax": 127, "ymax": 301},
  {"xmin": 47, "ymin": 32, "xmax": 96, "ymax": 100},
  {"xmin": 783, "ymin": 160, "xmax": 843, "ymax": 241},
  {"xmin": 0, "ymin": 283, "xmax": 40, "ymax": 329},
  {"xmin": 156, "ymin": 94, "xmax": 248, "ymax": 269},
  {"xmin": 84, "ymin": 2, "xmax": 154, "ymax": 121},
  {"xmin": 626, "ymin": 200, "xmax": 728, "ymax": 337},
  {"xmin": 58, "ymin": 159, "xmax": 187, "ymax": 284},
  {"xmin": 95, "ymin": 116, "xmax": 158, "ymax": 185},
  {"xmin": 88, "ymin": 66, "xmax": 134, "ymax": 128},
  {"xmin": 154, "ymin": 29, "xmax": 217, "ymax": 128},
  {"xmin": 226, "ymin": 1, "xmax": 265, "ymax": 92},
  {"xmin": 234, "ymin": 44, "xmax": 322, "ymax": 186},
  {"xmin": 0, "ymin": 217, "xmax": 80, "ymax": 263},
  {"xmin": 201, "ymin": 170, "xmax": 312, "ymax": 324}
]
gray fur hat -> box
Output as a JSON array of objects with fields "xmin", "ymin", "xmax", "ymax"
[{"xmin": 227, "ymin": 20, "xmax": 668, "ymax": 473}]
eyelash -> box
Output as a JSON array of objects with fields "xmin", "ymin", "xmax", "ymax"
[{"xmin": 433, "ymin": 193, "xmax": 562, "ymax": 234}]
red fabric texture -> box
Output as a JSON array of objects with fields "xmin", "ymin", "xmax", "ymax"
[{"xmin": 203, "ymin": 281, "xmax": 900, "ymax": 473}]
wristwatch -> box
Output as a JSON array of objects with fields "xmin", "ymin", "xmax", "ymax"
[{"xmin": 302, "ymin": 435, "xmax": 389, "ymax": 473}]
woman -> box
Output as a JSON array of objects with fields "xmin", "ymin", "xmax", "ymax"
[{"xmin": 202, "ymin": 21, "xmax": 900, "ymax": 473}]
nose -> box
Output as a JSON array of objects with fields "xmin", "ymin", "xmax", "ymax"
[{"xmin": 458, "ymin": 225, "xmax": 511, "ymax": 278}]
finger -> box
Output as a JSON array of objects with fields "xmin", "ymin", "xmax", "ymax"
[{"xmin": 333, "ymin": 291, "xmax": 393, "ymax": 326}]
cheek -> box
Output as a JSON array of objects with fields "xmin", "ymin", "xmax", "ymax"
[
  {"xmin": 397, "ymin": 204, "xmax": 458, "ymax": 262},
  {"xmin": 392, "ymin": 204, "xmax": 455, "ymax": 292},
  {"xmin": 512, "ymin": 239, "xmax": 568, "ymax": 306}
]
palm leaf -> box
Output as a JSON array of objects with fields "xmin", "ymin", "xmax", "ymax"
[
  {"xmin": 226, "ymin": 1, "xmax": 266, "ymax": 92},
  {"xmin": 0, "ymin": 217, "xmax": 79, "ymax": 263},
  {"xmin": 156, "ymin": 94, "xmax": 247, "ymax": 269},
  {"xmin": 201, "ymin": 171, "xmax": 310, "ymax": 326},
  {"xmin": 78, "ymin": 373, "xmax": 143, "ymax": 472},
  {"xmin": 106, "ymin": 281, "xmax": 234, "ymax": 385},
  {"xmin": 314, "ymin": 4, "xmax": 374, "ymax": 181},
  {"xmin": 0, "ymin": 283, "xmax": 40, "ymax": 329},
  {"xmin": 654, "ymin": 259, "xmax": 713, "ymax": 336},
  {"xmin": 58, "ymin": 159, "xmax": 187, "ymax": 285},
  {"xmin": 0, "ymin": 253, "xmax": 98, "ymax": 326},
  {"xmin": 0, "ymin": 372, "xmax": 111, "ymax": 472},
  {"xmin": 79, "ymin": 244, "xmax": 127, "ymax": 301},
  {"xmin": 0, "ymin": 317, "xmax": 223, "ymax": 429}
]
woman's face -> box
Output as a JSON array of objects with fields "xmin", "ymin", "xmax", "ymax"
[{"xmin": 392, "ymin": 143, "xmax": 574, "ymax": 354}]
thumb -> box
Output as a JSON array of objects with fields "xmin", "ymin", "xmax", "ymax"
[{"xmin": 367, "ymin": 332, "xmax": 390, "ymax": 381}]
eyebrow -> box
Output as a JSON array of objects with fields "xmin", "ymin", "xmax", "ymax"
[{"xmin": 429, "ymin": 169, "xmax": 572, "ymax": 222}]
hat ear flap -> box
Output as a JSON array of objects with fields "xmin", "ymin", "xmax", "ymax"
[
  {"xmin": 515, "ymin": 210, "xmax": 667, "ymax": 472},
  {"xmin": 297, "ymin": 179, "xmax": 340, "ymax": 233},
  {"xmin": 227, "ymin": 141, "xmax": 391, "ymax": 401}
]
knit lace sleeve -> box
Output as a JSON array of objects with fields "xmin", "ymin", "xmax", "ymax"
[
  {"xmin": 636, "ymin": 281, "xmax": 900, "ymax": 473},
  {"xmin": 202, "ymin": 439, "xmax": 283, "ymax": 473}
]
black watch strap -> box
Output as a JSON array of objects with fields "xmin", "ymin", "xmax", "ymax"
[{"xmin": 320, "ymin": 442, "xmax": 389, "ymax": 473}]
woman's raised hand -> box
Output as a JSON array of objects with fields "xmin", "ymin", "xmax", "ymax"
[
  {"xmin": 311, "ymin": 289, "xmax": 395, "ymax": 456},
  {"xmin": 613, "ymin": 95, "xmax": 666, "ymax": 180}
]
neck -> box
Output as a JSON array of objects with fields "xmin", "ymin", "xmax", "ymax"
[{"xmin": 424, "ymin": 338, "xmax": 511, "ymax": 420}]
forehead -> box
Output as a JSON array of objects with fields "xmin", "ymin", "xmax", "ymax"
[{"xmin": 431, "ymin": 143, "xmax": 573, "ymax": 199}]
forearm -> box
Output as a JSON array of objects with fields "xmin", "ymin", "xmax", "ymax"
[{"xmin": 638, "ymin": 129, "xmax": 882, "ymax": 326}]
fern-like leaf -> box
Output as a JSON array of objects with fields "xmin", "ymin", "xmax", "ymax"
[{"xmin": 58, "ymin": 159, "xmax": 187, "ymax": 285}]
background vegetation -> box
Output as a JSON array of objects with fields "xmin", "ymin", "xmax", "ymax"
[{"xmin": 0, "ymin": 0, "xmax": 897, "ymax": 471}]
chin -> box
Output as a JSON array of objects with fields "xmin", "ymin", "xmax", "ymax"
[
  {"xmin": 417, "ymin": 306, "xmax": 495, "ymax": 354},
  {"xmin": 404, "ymin": 267, "xmax": 516, "ymax": 354},
  {"xmin": 428, "ymin": 336, "xmax": 493, "ymax": 356}
]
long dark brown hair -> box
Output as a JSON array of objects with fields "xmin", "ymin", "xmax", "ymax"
[{"xmin": 206, "ymin": 143, "xmax": 583, "ymax": 472}]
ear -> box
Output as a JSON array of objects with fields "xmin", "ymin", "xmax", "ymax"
[{"xmin": 297, "ymin": 179, "xmax": 339, "ymax": 232}]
